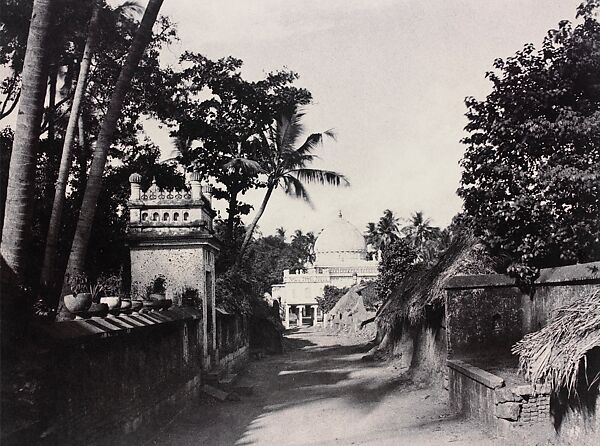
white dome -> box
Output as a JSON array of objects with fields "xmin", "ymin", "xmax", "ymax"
[{"xmin": 314, "ymin": 212, "xmax": 367, "ymax": 265}]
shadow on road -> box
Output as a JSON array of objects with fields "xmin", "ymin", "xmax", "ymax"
[{"xmin": 149, "ymin": 328, "xmax": 454, "ymax": 446}]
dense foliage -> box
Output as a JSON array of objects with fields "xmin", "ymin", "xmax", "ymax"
[
  {"xmin": 316, "ymin": 285, "xmax": 349, "ymax": 313},
  {"xmin": 459, "ymin": 6, "xmax": 600, "ymax": 282},
  {"xmin": 214, "ymin": 224, "xmax": 316, "ymax": 313},
  {"xmin": 375, "ymin": 238, "xmax": 417, "ymax": 302}
]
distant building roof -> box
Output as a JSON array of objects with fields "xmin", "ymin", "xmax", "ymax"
[{"xmin": 314, "ymin": 212, "xmax": 368, "ymax": 266}]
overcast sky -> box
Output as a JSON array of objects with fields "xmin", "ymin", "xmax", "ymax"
[{"xmin": 128, "ymin": 1, "xmax": 581, "ymax": 236}]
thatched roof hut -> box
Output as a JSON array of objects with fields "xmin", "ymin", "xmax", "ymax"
[
  {"xmin": 513, "ymin": 290, "xmax": 600, "ymax": 395},
  {"xmin": 376, "ymin": 234, "xmax": 497, "ymax": 330}
]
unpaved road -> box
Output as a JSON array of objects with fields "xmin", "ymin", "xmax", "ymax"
[{"xmin": 151, "ymin": 328, "xmax": 504, "ymax": 446}]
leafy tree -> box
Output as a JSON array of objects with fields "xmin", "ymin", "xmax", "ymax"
[
  {"xmin": 157, "ymin": 53, "xmax": 312, "ymax": 246},
  {"xmin": 365, "ymin": 222, "xmax": 381, "ymax": 251},
  {"xmin": 458, "ymin": 6, "xmax": 600, "ymax": 282},
  {"xmin": 214, "ymin": 225, "xmax": 317, "ymax": 313},
  {"xmin": 239, "ymin": 108, "xmax": 349, "ymax": 258},
  {"xmin": 375, "ymin": 238, "xmax": 417, "ymax": 302},
  {"xmin": 290, "ymin": 229, "xmax": 316, "ymax": 265},
  {"xmin": 316, "ymin": 285, "xmax": 348, "ymax": 313}
]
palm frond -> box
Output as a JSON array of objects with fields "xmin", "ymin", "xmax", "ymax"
[
  {"xmin": 289, "ymin": 168, "xmax": 350, "ymax": 187},
  {"xmin": 224, "ymin": 157, "xmax": 264, "ymax": 174},
  {"xmin": 290, "ymin": 129, "xmax": 336, "ymax": 158},
  {"xmin": 113, "ymin": 1, "xmax": 144, "ymax": 19},
  {"xmin": 277, "ymin": 109, "xmax": 305, "ymax": 153},
  {"xmin": 282, "ymin": 175, "xmax": 313, "ymax": 206}
]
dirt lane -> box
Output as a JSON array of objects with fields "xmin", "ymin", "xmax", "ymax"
[{"xmin": 150, "ymin": 328, "xmax": 503, "ymax": 446}]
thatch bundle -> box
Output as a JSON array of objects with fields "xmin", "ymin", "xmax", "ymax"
[
  {"xmin": 513, "ymin": 290, "xmax": 600, "ymax": 395},
  {"xmin": 376, "ymin": 234, "xmax": 496, "ymax": 330}
]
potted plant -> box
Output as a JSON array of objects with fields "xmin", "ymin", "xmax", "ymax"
[
  {"xmin": 64, "ymin": 272, "xmax": 93, "ymax": 318},
  {"xmin": 98, "ymin": 272, "xmax": 122, "ymax": 313},
  {"xmin": 147, "ymin": 275, "xmax": 167, "ymax": 301}
]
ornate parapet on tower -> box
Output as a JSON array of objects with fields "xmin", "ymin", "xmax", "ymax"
[
  {"xmin": 127, "ymin": 172, "xmax": 220, "ymax": 368},
  {"xmin": 127, "ymin": 172, "xmax": 215, "ymax": 236}
]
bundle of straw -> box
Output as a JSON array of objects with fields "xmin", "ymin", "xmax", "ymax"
[{"xmin": 513, "ymin": 289, "xmax": 600, "ymax": 396}]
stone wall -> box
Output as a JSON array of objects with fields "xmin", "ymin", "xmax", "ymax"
[
  {"xmin": 445, "ymin": 262, "xmax": 600, "ymax": 358},
  {"xmin": 445, "ymin": 261, "xmax": 600, "ymax": 442},
  {"xmin": 218, "ymin": 345, "xmax": 250, "ymax": 374},
  {"xmin": 216, "ymin": 313, "xmax": 249, "ymax": 373},
  {"xmin": 4, "ymin": 308, "xmax": 204, "ymax": 446}
]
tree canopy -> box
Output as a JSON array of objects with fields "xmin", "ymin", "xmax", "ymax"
[{"xmin": 458, "ymin": 7, "xmax": 600, "ymax": 282}]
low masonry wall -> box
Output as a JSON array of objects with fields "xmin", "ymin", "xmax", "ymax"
[
  {"xmin": 216, "ymin": 313, "xmax": 249, "ymax": 374},
  {"xmin": 445, "ymin": 261, "xmax": 600, "ymax": 442},
  {"xmin": 218, "ymin": 344, "xmax": 249, "ymax": 374},
  {"xmin": 5, "ymin": 308, "xmax": 204, "ymax": 446},
  {"xmin": 448, "ymin": 360, "xmax": 551, "ymax": 431}
]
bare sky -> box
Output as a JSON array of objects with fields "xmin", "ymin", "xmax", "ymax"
[{"xmin": 132, "ymin": 1, "xmax": 581, "ymax": 236}]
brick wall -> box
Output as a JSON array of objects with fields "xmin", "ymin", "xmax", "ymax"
[{"xmin": 3, "ymin": 308, "xmax": 204, "ymax": 446}]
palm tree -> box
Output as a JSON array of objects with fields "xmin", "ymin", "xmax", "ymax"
[
  {"xmin": 238, "ymin": 109, "xmax": 349, "ymax": 258},
  {"xmin": 275, "ymin": 227, "xmax": 286, "ymax": 240},
  {"xmin": 377, "ymin": 209, "xmax": 400, "ymax": 247},
  {"xmin": 1, "ymin": 0, "xmax": 56, "ymax": 287},
  {"xmin": 40, "ymin": 0, "xmax": 102, "ymax": 289},
  {"xmin": 402, "ymin": 211, "xmax": 440, "ymax": 261},
  {"xmin": 63, "ymin": 0, "xmax": 164, "ymax": 284}
]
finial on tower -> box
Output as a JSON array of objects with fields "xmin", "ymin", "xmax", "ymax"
[{"xmin": 338, "ymin": 210, "xmax": 343, "ymax": 218}]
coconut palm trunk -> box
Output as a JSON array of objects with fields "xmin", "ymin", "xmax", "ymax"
[
  {"xmin": 1, "ymin": 0, "xmax": 56, "ymax": 287},
  {"xmin": 239, "ymin": 183, "xmax": 275, "ymax": 257},
  {"xmin": 40, "ymin": 0, "xmax": 101, "ymax": 289},
  {"xmin": 63, "ymin": 0, "xmax": 164, "ymax": 283}
]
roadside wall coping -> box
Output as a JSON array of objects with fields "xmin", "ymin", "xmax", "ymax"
[
  {"xmin": 36, "ymin": 307, "xmax": 202, "ymax": 343},
  {"xmin": 447, "ymin": 358, "xmax": 505, "ymax": 389},
  {"xmin": 445, "ymin": 261, "xmax": 600, "ymax": 290}
]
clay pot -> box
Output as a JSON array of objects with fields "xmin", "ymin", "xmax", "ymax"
[
  {"xmin": 100, "ymin": 296, "xmax": 121, "ymax": 311},
  {"xmin": 88, "ymin": 302, "xmax": 109, "ymax": 318},
  {"xmin": 143, "ymin": 300, "xmax": 160, "ymax": 311},
  {"xmin": 130, "ymin": 300, "xmax": 143, "ymax": 313},
  {"xmin": 120, "ymin": 299, "xmax": 132, "ymax": 312},
  {"xmin": 64, "ymin": 292, "xmax": 93, "ymax": 314}
]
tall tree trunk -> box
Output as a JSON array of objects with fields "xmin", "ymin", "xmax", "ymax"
[
  {"xmin": 1, "ymin": 0, "xmax": 56, "ymax": 288},
  {"xmin": 63, "ymin": 0, "xmax": 164, "ymax": 284},
  {"xmin": 40, "ymin": 1, "xmax": 101, "ymax": 290},
  {"xmin": 46, "ymin": 64, "xmax": 58, "ymax": 142},
  {"xmin": 226, "ymin": 188, "xmax": 239, "ymax": 244},
  {"xmin": 239, "ymin": 183, "xmax": 275, "ymax": 260}
]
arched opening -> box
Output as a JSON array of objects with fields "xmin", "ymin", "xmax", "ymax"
[
  {"xmin": 141, "ymin": 212, "xmax": 148, "ymax": 221},
  {"xmin": 163, "ymin": 212, "xmax": 170, "ymax": 221},
  {"xmin": 152, "ymin": 212, "xmax": 159, "ymax": 221},
  {"xmin": 173, "ymin": 213, "xmax": 179, "ymax": 221},
  {"xmin": 183, "ymin": 212, "xmax": 189, "ymax": 221}
]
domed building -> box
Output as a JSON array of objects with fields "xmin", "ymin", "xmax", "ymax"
[{"xmin": 271, "ymin": 212, "xmax": 378, "ymax": 328}]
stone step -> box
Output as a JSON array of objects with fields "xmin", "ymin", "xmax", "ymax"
[
  {"xmin": 202, "ymin": 384, "xmax": 240, "ymax": 402},
  {"xmin": 218, "ymin": 373, "xmax": 238, "ymax": 387},
  {"xmin": 203, "ymin": 371, "xmax": 220, "ymax": 384}
]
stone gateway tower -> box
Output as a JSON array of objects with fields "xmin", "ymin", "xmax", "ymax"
[{"xmin": 127, "ymin": 172, "xmax": 220, "ymax": 365}]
